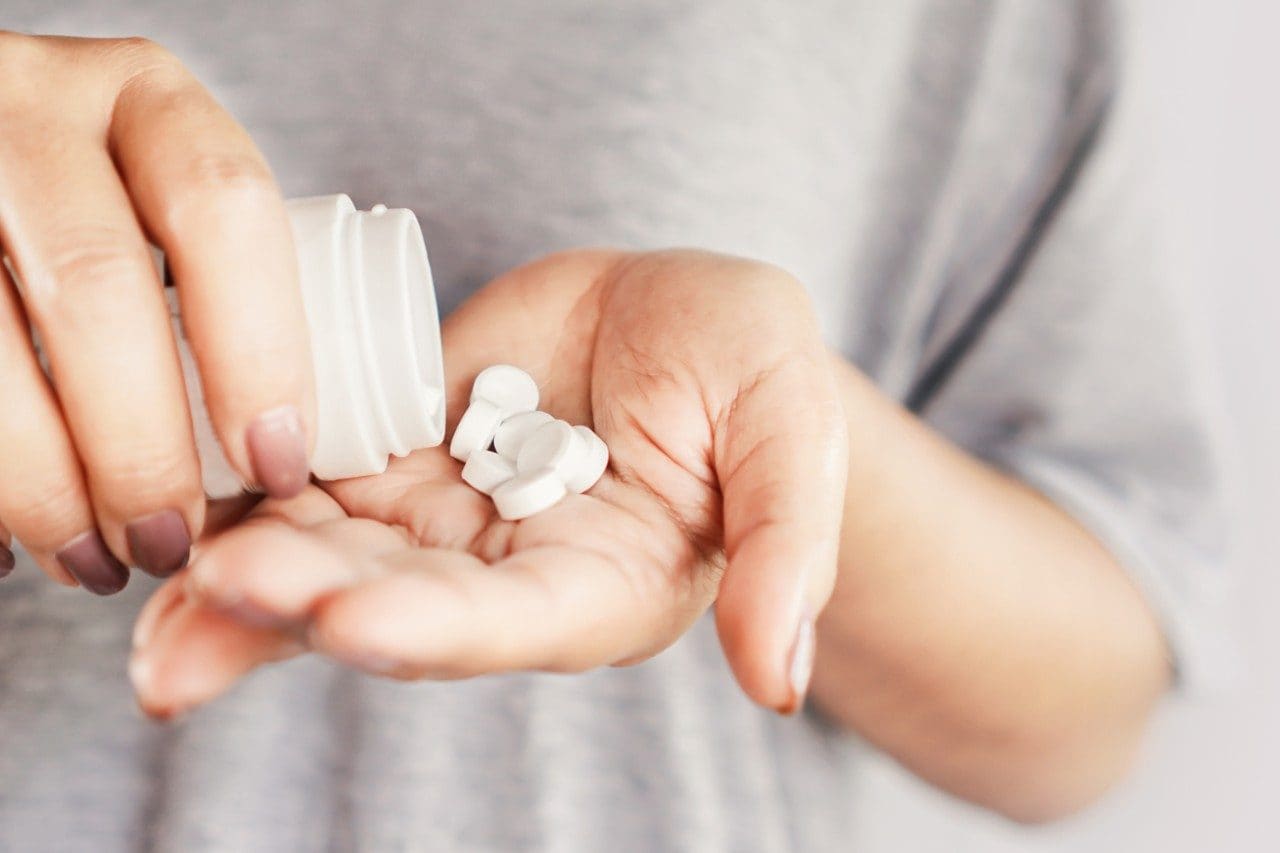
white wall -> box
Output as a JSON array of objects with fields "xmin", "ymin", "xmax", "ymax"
[{"xmin": 849, "ymin": 2, "xmax": 1280, "ymax": 850}]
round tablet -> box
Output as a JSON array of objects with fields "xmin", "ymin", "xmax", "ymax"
[
  {"xmin": 449, "ymin": 398, "xmax": 505, "ymax": 461},
  {"xmin": 492, "ymin": 468, "xmax": 568, "ymax": 520},
  {"xmin": 564, "ymin": 426, "xmax": 609, "ymax": 493},
  {"xmin": 461, "ymin": 450, "xmax": 516, "ymax": 495},
  {"xmin": 493, "ymin": 410, "xmax": 554, "ymax": 461},
  {"xmin": 516, "ymin": 420, "xmax": 585, "ymax": 480},
  {"xmin": 470, "ymin": 364, "xmax": 540, "ymax": 415}
]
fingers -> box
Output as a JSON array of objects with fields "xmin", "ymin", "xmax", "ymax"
[
  {"xmin": 184, "ymin": 485, "xmax": 396, "ymax": 626},
  {"xmin": 0, "ymin": 128, "xmax": 201, "ymax": 585},
  {"xmin": 128, "ymin": 491, "xmax": 315, "ymax": 717},
  {"xmin": 109, "ymin": 48, "xmax": 315, "ymax": 499},
  {"xmin": 172, "ymin": 492, "xmax": 687, "ymax": 684},
  {"xmin": 0, "ymin": 521, "xmax": 14, "ymax": 580},
  {"xmin": 130, "ymin": 578, "xmax": 302, "ymax": 719},
  {"xmin": 0, "ymin": 255, "xmax": 110, "ymax": 589},
  {"xmin": 0, "ymin": 35, "xmax": 312, "ymax": 593},
  {"xmin": 712, "ymin": 356, "xmax": 849, "ymax": 713},
  {"xmin": 310, "ymin": 540, "xmax": 664, "ymax": 679}
]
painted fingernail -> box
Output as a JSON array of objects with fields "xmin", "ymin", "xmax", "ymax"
[
  {"xmin": 0, "ymin": 545, "xmax": 15, "ymax": 579},
  {"xmin": 56, "ymin": 530, "xmax": 129, "ymax": 596},
  {"xmin": 246, "ymin": 405, "xmax": 309, "ymax": 499},
  {"xmin": 126, "ymin": 510, "xmax": 191, "ymax": 578},
  {"xmin": 784, "ymin": 616, "xmax": 816, "ymax": 715}
]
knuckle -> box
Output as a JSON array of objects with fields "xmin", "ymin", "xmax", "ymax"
[
  {"xmin": 0, "ymin": 33, "xmax": 50, "ymax": 110},
  {"xmin": 0, "ymin": 29, "xmax": 37, "ymax": 64},
  {"xmin": 1, "ymin": 479, "xmax": 89, "ymax": 545},
  {"xmin": 105, "ymin": 35, "xmax": 180, "ymax": 77},
  {"xmin": 198, "ymin": 334, "xmax": 307, "ymax": 404},
  {"xmin": 105, "ymin": 36, "xmax": 189, "ymax": 111},
  {"xmin": 158, "ymin": 152, "xmax": 278, "ymax": 234},
  {"xmin": 0, "ymin": 28, "xmax": 43, "ymax": 65},
  {"xmin": 111, "ymin": 35, "xmax": 167, "ymax": 58},
  {"xmin": 25, "ymin": 227, "xmax": 145, "ymax": 319},
  {"xmin": 92, "ymin": 446, "xmax": 196, "ymax": 507},
  {"xmin": 0, "ymin": 33, "xmax": 177, "ymax": 87},
  {"xmin": 180, "ymin": 152, "xmax": 274, "ymax": 195}
]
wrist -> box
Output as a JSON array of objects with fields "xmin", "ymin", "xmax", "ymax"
[{"xmin": 822, "ymin": 350, "xmax": 918, "ymax": 586}]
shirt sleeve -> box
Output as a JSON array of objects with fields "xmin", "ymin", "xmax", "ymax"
[{"xmin": 907, "ymin": 12, "xmax": 1235, "ymax": 694}]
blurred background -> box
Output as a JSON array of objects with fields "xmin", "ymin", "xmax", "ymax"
[{"xmin": 851, "ymin": 1, "xmax": 1279, "ymax": 850}]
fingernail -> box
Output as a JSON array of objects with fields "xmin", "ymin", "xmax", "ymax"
[
  {"xmin": 246, "ymin": 405, "xmax": 309, "ymax": 499},
  {"xmin": 784, "ymin": 616, "xmax": 816, "ymax": 715},
  {"xmin": 56, "ymin": 530, "xmax": 129, "ymax": 596},
  {"xmin": 128, "ymin": 651, "xmax": 154, "ymax": 694},
  {"xmin": 126, "ymin": 510, "xmax": 191, "ymax": 578},
  {"xmin": 0, "ymin": 545, "xmax": 15, "ymax": 579},
  {"xmin": 132, "ymin": 586, "xmax": 185, "ymax": 651},
  {"xmin": 129, "ymin": 653, "xmax": 186, "ymax": 722}
]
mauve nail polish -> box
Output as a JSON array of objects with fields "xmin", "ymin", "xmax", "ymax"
[
  {"xmin": 126, "ymin": 509, "xmax": 191, "ymax": 578},
  {"xmin": 0, "ymin": 545, "xmax": 15, "ymax": 579},
  {"xmin": 56, "ymin": 530, "xmax": 129, "ymax": 595},
  {"xmin": 246, "ymin": 405, "xmax": 309, "ymax": 499}
]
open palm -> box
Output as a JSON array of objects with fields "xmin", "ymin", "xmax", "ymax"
[{"xmin": 131, "ymin": 250, "xmax": 847, "ymax": 718}]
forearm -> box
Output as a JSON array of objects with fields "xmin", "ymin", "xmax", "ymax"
[{"xmin": 809, "ymin": 354, "xmax": 1170, "ymax": 823}]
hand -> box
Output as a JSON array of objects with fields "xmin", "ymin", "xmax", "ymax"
[
  {"xmin": 0, "ymin": 32, "xmax": 314, "ymax": 592},
  {"xmin": 129, "ymin": 250, "xmax": 848, "ymax": 716}
]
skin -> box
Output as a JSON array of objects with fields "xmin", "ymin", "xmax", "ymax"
[
  {"xmin": 1, "ymin": 33, "xmax": 1169, "ymax": 824},
  {"xmin": 0, "ymin": 33, "xmax": 314, "ymax": 591},
  {"xmin": 131, "ymin": 250, "xmax": 848, "ymax": 715},
  {"xmin": 815, "ymin": 360, "xmax": 1169, "ymax": 822},
  {"xmin": 130, "ymin": 250, "xmax": 1169, "ymax": 823}
]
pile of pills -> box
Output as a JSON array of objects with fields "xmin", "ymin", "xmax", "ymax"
[{"xmin": 449, "ymin": 365, "xmax": 609, "ymax": 520}]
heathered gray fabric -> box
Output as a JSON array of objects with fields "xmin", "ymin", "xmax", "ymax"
[{"xmin": 0, "ymin": 1, "xmax": 1226, "ymax": 851}]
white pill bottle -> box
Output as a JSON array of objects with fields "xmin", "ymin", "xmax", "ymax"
[{"xmin": 174, "ymin": 194, "xmax": 447, "ymax": 497}]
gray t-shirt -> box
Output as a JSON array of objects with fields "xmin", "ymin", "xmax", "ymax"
[{"xmin": 0, "ymin": 1, "xmax": 1227, "ymax": 851}]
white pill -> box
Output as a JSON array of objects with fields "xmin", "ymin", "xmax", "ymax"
[
  {"xmin": 564, "ymin": 426, "xmax": 609, "ymax": 493},
  {"xmin": 492, "ymin": 468, "xmax": 568, "ymax": 520},
  {"xmin": 516, "ymin": 419, "xmax": 586, "ymax": 480},
  {"xmin": 471, "ymin": 364, "xmax": 540, "ymax": 415},
  {"xmin": 449, "ymin": 398, "xmax": 505, "ymax": 461},
  {"xmin": 493, "ymin": 410, "xmax": 555, "ymax": 461},
  {"xmin": 461, "ymin": 450, "xmax": 516, "ymax": 495}
]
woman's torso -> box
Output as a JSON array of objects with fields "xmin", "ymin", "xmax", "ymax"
[{"xmin": 0, "ymin": 1, "xmax": 1097, "ymax": 849}]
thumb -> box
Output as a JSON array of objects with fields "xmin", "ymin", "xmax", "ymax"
[{"xmin": 712, "ymin": 355, "xmax": 848, "ymax": 713}]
